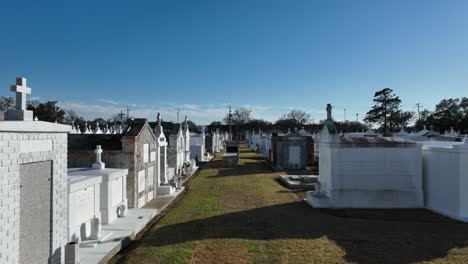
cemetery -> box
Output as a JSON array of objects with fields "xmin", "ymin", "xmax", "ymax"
[
  {"xmin": 0, "ymin": 78, "xmax": 211, "ymax": 263},
  {"xmin": 2, "ymin": 80, "xmax": 468, "ymax": 263},
  {"xmin": 4, "ymin": 1, "xmax": 468, "ymax": 263}
]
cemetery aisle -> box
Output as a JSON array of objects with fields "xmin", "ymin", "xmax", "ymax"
[{"xmin": 118, "ymin": 145, "xmax": 468, "ymax": 264}]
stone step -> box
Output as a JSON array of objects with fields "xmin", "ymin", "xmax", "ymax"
[{"xmin": 79, "ymin": 231, "xmax": 114, "ymax": 248}]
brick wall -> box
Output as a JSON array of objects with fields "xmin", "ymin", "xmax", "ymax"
[{"xmin": 0, "ymin": 132, "xmax": 68, "ymax": 264}]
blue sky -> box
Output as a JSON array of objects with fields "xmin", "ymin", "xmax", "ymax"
[{"xmin": 0, "ymin": 0, "xmax": 467, "ymax": 124}]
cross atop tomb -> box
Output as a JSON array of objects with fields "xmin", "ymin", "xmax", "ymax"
[
  {"xmin": 92, "ymin": 145, "xmax": 106, "ymax": 169},
  {"xmin": 5, "ymin": 77, "xmax": 34, "ymax": 121},
  {"xmin": 326, "ymin": 104, "xmax": 332, "ymax": 121},
  {"xmin": 11, "ymin": 77, "xmax": 31, "ymax": 110}
]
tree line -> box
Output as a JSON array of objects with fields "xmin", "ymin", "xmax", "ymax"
[
  {"xmin": 1, "ymin": 87, "xmax": 466, "ymax": 137},
  {"xmin": 363, "ymin": 88, "xmax": 468, "ymax": 135},
  {"xmin": 0, "ymin": 98, "xmax": 200, "ymax": 132}
]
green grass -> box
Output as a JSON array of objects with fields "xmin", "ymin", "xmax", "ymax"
[{"xmin": 118, "ymin": 145, "xmax": 468, "ymax": 264}]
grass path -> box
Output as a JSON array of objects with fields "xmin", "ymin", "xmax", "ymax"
[{"xmin": 119, "ymin": 145, "xmax": 468, "ymax": 264}]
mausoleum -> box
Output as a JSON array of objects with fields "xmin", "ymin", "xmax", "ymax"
[
  {"xmin": 0, "ymin": 78, "xmax": 71, "ymax": 263},
  {"xmin": 271, "ymin": 129, "xmax": 309, "ymax": 170},
  {"xmin": 306, "ymin": 104, "xmax": 423, "ymax": 208}
]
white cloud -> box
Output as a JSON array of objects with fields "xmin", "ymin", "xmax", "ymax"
[
  {"xmin": 98, "ymin": 99, "xmax": 120, "ymax": 105},
  {"xmin": 58, "ymin": 101, "xmax": 275, "ymax": 125}
]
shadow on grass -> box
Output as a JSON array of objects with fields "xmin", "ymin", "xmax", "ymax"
[
  {"xmin": 134, "ymin": 145, "xmax": 468, "ymax": 263},
  {"xmin": 139, "ymin": 201, "xmax": 468, "ymax": 264}
]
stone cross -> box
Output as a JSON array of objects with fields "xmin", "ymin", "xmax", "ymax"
[
  {"xmin": 5, "ymin": 77, "xmax": 33, "ymax": 121},
  {"xmin": 11, "ymin": 78, "xmax": 31, "ymax": 110},
  {"xmin": 326, "ymin": 104, "xmax": 332, "ymax": 121},
  {"xmin": 92, "ymin": 145, "xmax": 106, "ymax": 169}
]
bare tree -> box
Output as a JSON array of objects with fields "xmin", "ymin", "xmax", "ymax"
[
  {"xmin": 0, "ymin": 96, "xmax": 15, "ymax": 111},
  {"xmin": 279, "ymin": 109, "xmax": 311, "ymax": 126},
  {"xmin": 223, "ymin": 107, "xmax": 252, "ymax": 125}
]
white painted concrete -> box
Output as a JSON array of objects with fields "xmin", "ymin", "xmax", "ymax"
[
  {"xmin": 421, "ymin": 141, "xmax": 468, "ymax": 222},
  {"xmin": 307, "ymin": 121, "xmax": 423, "ymax": 208}
]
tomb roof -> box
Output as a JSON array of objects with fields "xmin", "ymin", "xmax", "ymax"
[
  {"xmin": 68, "ymin": 134, "xmax": 124, "ymax": 150},
  {"xmin": 123, "ymin": 118, "xmax": 149, "ymax": 137},
  {"xmin": 339, "ymin": 136, "xmax": 416, "ymax": 147}
]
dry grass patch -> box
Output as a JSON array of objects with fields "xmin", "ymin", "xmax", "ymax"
[{"xmin": 118, "ymin": 145, "xmax": 468, "ymax": 264}]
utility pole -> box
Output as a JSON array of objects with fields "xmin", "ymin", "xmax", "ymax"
[
  {"xmin": 229, "ymin": 105, "xmax": 232, "ymax": 139},
  {"xmin": 118, "ymin": 110, "xmax": 125, "ymax": 124},
  {"xmin": 177, "ymin": 108, "xmax": 180, "ymax": 123},
  {"xmin": 126, "ymin": 106, "xmax": 132, "ymax": 124},
  {"xmin": 50, "ymin": 100, "xmax": 58, "ymax": 123},
  {"xmin": 416, "ymin": 103, "xmax": 421, "ymax": 121},
  {"xmin": 344, "ymin": 108, "xmax": 347, "ymax": 122}
]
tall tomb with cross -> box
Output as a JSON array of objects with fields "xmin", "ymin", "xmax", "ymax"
[
  {"xmin": 6, "ymin": 77, "xmax": 33, "ymax": 121},
  {"xmin": 0, "ymin": 77, "xmax": 71, "ymax": 263}
]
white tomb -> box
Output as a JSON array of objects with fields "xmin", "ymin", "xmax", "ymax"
[
  {"xmin": 421, "ymin": 140, "xmax": 468, "ymax": 221},
  {"xmin": 68, "ymin": 145, "xmax": 129, "ymax": 243},
  {"xmin": 154, "ymin": 113, "xmax": 177, "ymax": 195},
  {"xmin": 190, "ymin": 127, "xmax": 208, "ymax": 162},
  {"xmin": 182, "ymin": 116, "xmax": 191, "ymax": 164},
  {"xmin": 306, "ymin": 104, "xmax": 423, "ymax": 208},
  {"xmin": 0, "ymin": 77, "xmax": 71, "ymax": 264},
  {"xmin": 67, "ymin": 169, "xmax": 103, "ymax": 242}
]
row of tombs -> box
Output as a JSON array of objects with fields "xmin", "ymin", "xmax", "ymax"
[
  {"xmin": 0, "ymin": 77, "xmax": 229, "ymax": 263},
  {"xmin": 247, "ymin": 104, "xmax": 468, "ymax": 223}
]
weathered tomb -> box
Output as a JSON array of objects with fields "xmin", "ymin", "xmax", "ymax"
[
  {"xmin": 167, "ymin": 122, "xmax": 185, "ymax": 176},
  {"xmin": 271, "ymin": 129, "xmax": 309, "ymax": 170},
  {"xmin": 68, "ymin": 118, "xmax": 157, "ymax": 208},
  {"xmin": 223, "ymin": 140, "xmax": 240, "ymax": 167}
]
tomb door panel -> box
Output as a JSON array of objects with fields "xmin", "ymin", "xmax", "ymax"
[
  {"xmin": 19, "ymin": 161, "xmax": 52, "ymax": 264},
  {"xmin": 289, "ymin": 146, "xmax": 301, "ymax": 169}
]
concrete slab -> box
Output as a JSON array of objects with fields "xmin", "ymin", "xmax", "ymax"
[
  {"xmin": 279, "ymin": 175, "xmax": 318, "ymax": 189},
  {"xmin": 78, "ymin": 208, "xmax": 157, "ymax": 264},
  {"xmin": 78, "ymin": 188, "xmax": 187, "ymax": 264}
]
